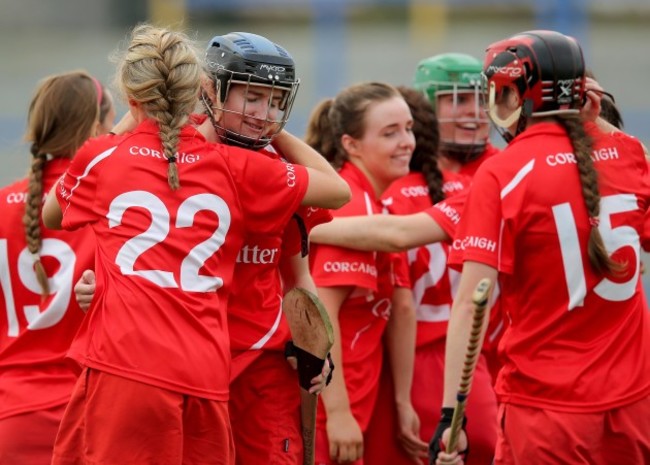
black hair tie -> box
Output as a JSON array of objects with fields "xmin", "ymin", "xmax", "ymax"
[
  {"xmin": 30, "ymin": 143, "xmax": 40, "ymax": 158},
  {"xmin": 167, "ymin": 156, "xmax": 177, "ymax": 164}
]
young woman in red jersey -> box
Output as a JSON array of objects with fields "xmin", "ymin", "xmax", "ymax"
[
  {"xmin": 304, "ymin": 82, "xmax": 415, "ymax": 465},
  {"xmin": 200, "ymin": 32, "xmax": 336, "ymax": 465},
  {"xmin": 42, "ymin": 24, "xmax": 348, "ymax": 465},
  {"xmin": 432, "ymin": 30, "xmax": 650, "ymax": 465},
  {"xmin": 362, "ymin": 87, "xmax": 496, "ymax": 465},
  {"xmin": 0, "ymin": 70, "xmax": 111, "ymax": 465},
  {"xmin": 72, "ymin": 31, "xmax": 337, "ymax": 465},
  {"xmin": 413, "ymin": 52, "xmax": 507, "ymax": 391},
  {"xmin": 309, "ymin": 87, "xmax": 497, "ymax": 465}
]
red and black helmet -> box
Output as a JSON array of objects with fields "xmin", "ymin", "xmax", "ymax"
[{"xmin": 482, "ymin": 30, "xmax": 586, "ymax": 137}]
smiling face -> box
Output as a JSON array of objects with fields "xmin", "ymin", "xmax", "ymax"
[
  {"xmin": 436, "ymin": 90, "xmax": 490, "ymax": 147},
  {"xmin": 344, "ymin": 96, "xmax": 415, "ymax": 196},
  {"xmin": 220, "ymin": 83, "xmax": 288, "ymax": 139},
  {"xmin": 205, "ymin": 80, "xmax": 295, "ymax": 149}
]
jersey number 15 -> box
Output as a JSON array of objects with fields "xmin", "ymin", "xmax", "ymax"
[{"xmin": 553, "ymin": 193, "xmax": 640, "ymax": 310}]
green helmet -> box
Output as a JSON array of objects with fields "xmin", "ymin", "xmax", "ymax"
[
  {"xmin": 413, "ymin": 53, "xmax": 483, "ymax": 104},
  {"xmin": 413, "ymin": 53, "xmax": 488, "ymax": 164}
]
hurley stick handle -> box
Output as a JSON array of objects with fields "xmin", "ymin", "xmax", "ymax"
[
  {"xmin": 282, "ymin": 288, "xmax": 335, "ymax": 465},
  {"xmin": 447, "ymin": 278, "xmax": 492, "ymax": 452}
]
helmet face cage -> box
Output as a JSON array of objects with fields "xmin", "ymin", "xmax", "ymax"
[
  {"xmin": 434, "ymin": 83, "xmax": 489, "ymax": 162},
  {"xmin": 204, "ymin": 32, "xmax": 300, "ymax": 150},
  {"xmin": 482, "ymin": 30, "xmax": 586, "ymax": 139},
  {"xmin": 213, "ymin": 69, "xmax": 299, "ymax": 150},
  {"xmin": 432, "ymin": 82, "xmax": 489, "ymax": 127},
  {"xmin": 414, "ymin": 54, "xmax": 490, "ymax": 160}
]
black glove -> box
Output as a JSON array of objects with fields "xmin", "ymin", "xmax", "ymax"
[
  {"xmin": 284, "ymin": 341, "xmax": 335, "ymax": 389},
  {"xmin": 428, "ymin": 407, "xmax": 468, "ymax": 465}
]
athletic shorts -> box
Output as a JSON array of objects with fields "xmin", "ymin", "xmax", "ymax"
[
  {"xmin": 52, "ymin": 368, "xmax": 234, "ymax": 465},
  {"xmin": 229, "ymin": 352, "xmax": 302, "ymax": 465},
  {"xmin": 495, "ymin": 396, "xmax": 650, "ymax": 465},
  {"xmin": 0, "ymin": 403, "xmax": 66, "ymax": 465}
]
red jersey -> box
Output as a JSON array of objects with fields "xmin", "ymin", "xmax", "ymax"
[
  {"xmin": 55, "ymin": 120, "xmax": 308, "ymax": 401},
  {"xmin": 449, "ymin": 122, "xmax": 650, "ymax": 412},
  {"xmin": 228, "ymin": 146, "xmax": 332, "ymax": 371},
  {"xmin": 642, "ymin": 159, "xmax": 650, "ymax": 251},
  {"xmin": 310, "ymin": 162, "xmax": 394, "ymax": 428},
  {"xmin": 0, "ymin": 158, "xmax": 95, "ymax": 420},
  {"xmin": 382, "ymin": 171, "xmax": 471, "ymax": 347}
]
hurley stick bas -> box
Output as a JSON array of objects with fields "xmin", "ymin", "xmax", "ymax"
[
  {"xmin": 446, "ymin": 277, "xmax": 492, "ymax": 453},
  {"xmin": 282, "ymin": 288, "xmax": 335, "ymax": 465}
]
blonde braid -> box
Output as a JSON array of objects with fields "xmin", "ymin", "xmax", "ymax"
[{"xmin": 118, "ymin": 24, "xmax": 201, "ymax": 190}]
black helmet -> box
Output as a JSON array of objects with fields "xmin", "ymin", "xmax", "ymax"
[
  {"xmin": 204, "ymin": 32, "xmax": 300, "ymax": 149},
  {"xmin": 483, "ymin": 30, "xmax": 585, "ymax": 140}
]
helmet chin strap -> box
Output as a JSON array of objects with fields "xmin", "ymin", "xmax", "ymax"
[
  {"xmin": 200, "ymin": 91, "xmax": 224, "ymax": 141},
  {"xmin": 200, "ymin": 91, "xmax": 216, "ymax": 120},
  {"xmin": 441, "ymin": 141, "xmax": 487, "ymax": 164},
  {"xmin": 487, "ymin": 82, "xmax": 522, "ymax": 129},
  {"xmin": 487, "ymin": 82, "xmax": 534, "ymax": 143}
]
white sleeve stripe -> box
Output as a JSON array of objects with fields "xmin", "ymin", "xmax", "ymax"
[
  {"xmin": 62, "ymin": 146, "xmax": 118, "ymax": 214},
  {"xmin": 496, "ymin": 159, "xmax": 535, "ymax": 271},
  {"xmin": 248, "ymin": 294, "xmax": 283, "ymax": 350},
  {"xmin": 500, "ymin": 159, "xmax": 535, "ymax": 199}
]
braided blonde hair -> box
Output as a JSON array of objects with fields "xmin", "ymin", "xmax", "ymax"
[{"xmin": 116, "ymin": 24, "xmax": 201, "ymax": 190}]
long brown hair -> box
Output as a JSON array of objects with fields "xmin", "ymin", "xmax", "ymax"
[
  {"xmin": 557, "ymin": 115, "xmax": 624, "ymax": 275},
  {"xmin": 23, "ymin": 70, "xmax": 100, "ymax": 296}
]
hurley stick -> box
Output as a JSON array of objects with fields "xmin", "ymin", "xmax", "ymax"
[
  {"xmin": 282, "ymin": 288, "xmax": 334, "ymax": 465},
  {"xmin": 447, "ymin": 277, "xmax": 492, "ymax": 453}
]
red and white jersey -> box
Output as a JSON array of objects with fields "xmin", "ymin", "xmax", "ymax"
[
  {"xmin": 55, "ymin": 120, "xmax": 308, "ymax": 401},
  {"xmin": 0, "ymin": 158, "xmax": 95, "ymax": 420},
  {"xmin": 311, "ymin": 162, "xmax": 394, "ymax": 426},
  {"xmin": 228, "ymin": 146, "xmax": 332, "ymax": 366},
  {"xmin": 382, "ymin": 171, "xmax": 471, "ymax": 347},
  {"xmin": 449, "ymin": 122, "xmax": 650, "ymax": 411}
]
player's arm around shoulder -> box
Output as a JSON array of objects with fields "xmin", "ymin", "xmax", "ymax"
[
  {"xmin": 272, "ymin": 130, "xmax": 351, "ymax": 209},
  {"xmin": 310, "ymin": 212, "xmax": 448, "ymax": 252}
]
